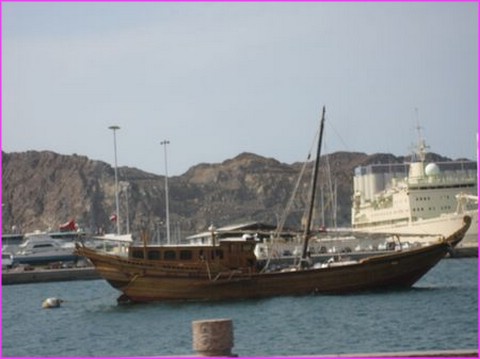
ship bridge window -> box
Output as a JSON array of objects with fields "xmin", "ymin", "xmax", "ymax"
[
  {"xmin": 33, "ymin": 244, "xmax": 54, "ymax": 248},
  {"xmin": 164, "ymin": 250, "xmax": 176, "ymax": 260},
  {"xmin": 180, "ymin": 250, "xmax": 193, "ymax": 260},
  {"xmin": 148, "ymin": 250, "xmax": 161, "ymax": 260}
]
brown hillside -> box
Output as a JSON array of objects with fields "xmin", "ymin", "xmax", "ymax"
[{"xmin": 1, "ymin": 150, "xmax": 454, "ymax": 237}]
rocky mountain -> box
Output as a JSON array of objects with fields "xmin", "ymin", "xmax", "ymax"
[{"xmin": 1, "ymin": 150, "xmax": 455, "ymax": 237}]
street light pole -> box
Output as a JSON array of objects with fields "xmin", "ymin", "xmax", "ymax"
[
  {"xmin": 109, "ymin": 125, "xmax": 121, "ymax": 236},
  {"xmin": 160, "ymin": 140, "xmax": 171, "ymax": 244}
]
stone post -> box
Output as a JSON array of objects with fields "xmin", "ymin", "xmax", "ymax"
[{"xmin": 192, "ymin": 318, "xmax": 235, "ymax": 357}]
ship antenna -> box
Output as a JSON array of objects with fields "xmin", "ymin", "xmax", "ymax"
[{"xmin": 414, "ymin": 108, "xmax": 429, "ymax": 163}]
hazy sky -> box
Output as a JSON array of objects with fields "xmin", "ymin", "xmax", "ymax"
[{"xmin": 2, "ymin": 2, "xmax": 478, "ymax": 176}]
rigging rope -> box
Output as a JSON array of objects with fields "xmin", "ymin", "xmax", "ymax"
[{"xmin": 261, "ymin": 127, "xmax": 321, "ymax": 272}]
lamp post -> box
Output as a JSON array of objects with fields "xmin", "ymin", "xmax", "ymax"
[
  {"xmin": 108, "ymin": 125, "xmax": 121, "ymax": 236},
  {"xmin": 160, "ymin": 140, "xmax": 171, "ymax": 244}
]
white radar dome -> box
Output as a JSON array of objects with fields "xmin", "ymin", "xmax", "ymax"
[{"xmin": 425, "ymin": 163, "xmax": 440, "ymax": 176}]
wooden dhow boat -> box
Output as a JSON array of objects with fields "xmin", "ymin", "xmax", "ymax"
[
  {"xmin": 75, "ymin": 107, "xmax": 471, "ymax": 303},
  {"xmin": 76, "ymin": 216, "xmax": 470, "ymax": 303}
]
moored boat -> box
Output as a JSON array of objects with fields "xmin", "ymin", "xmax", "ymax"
[
  {"xmin": 351, "ymin": 125, "xmax": 477, "ymax": 248},
  {"xmin": 75, "ymin": 215, "xmax": 470, "ymax": 302},
  {"xmin": 75, "ymin": 107, "xmax": 471, "ymax": 303},
  {"xmin": 12, "ymin": 233, "xmax": 79, "ymax": 266}
]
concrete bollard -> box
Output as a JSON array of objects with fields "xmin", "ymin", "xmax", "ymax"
[{"xmin": 192, "ymin": 318, "xmax": 235, "ymax": 357}]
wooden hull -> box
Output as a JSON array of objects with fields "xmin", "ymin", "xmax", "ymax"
[{"xmin": 76, "ymin": 216, "xmax": 471, "ymax": 303}]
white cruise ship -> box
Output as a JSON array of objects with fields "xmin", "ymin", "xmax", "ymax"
[{"xmin": 351, "ymin": 139, "xmax": 477, "ymax": 248}]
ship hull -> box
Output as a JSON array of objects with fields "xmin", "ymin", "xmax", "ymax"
[{"xmin": 354, "ymin": 209, "xmax": 478, "ymax": 247}]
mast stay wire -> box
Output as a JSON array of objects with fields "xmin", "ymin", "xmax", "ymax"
[
  {"xmin": 261, "ymin": 121, "xmax": 321, "ymax": 272},
  {"xmin": 326, "ymin": 116, "xmax": 350, "ymax": 152}
]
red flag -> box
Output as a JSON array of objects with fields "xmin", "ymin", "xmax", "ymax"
[{"xmin": 59, "ymin": 219, "xmax": 77, "ymax": 232}]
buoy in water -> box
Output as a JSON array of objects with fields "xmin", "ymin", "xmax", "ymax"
[{"xmin": 42, "ymin": 297, "xmax": 63, "ymax": 309}]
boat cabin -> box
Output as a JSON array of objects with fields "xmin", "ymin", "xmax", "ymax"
[
  {"xmin": 16, "ymin": 236, "xmax": 74, "ymax": 255},
  {"xmin": 128, "ymin": 240, "xmax": 258, "ymax": 271}
]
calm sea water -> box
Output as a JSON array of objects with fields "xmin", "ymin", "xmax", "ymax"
[{"xmin": 2, "ymin": 258, "xmax": 477, "ymax": 357}]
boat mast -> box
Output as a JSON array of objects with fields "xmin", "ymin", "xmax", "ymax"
[
  {"xmin": 160, "ymin": 140, "xmax": 171, "ymax": 244},
  {"xmin": 301, "ymin": 106, "xmax": 326, "ymax": 261},
  {"xmin": 108, "ymin": 125, "xmax": 121, "ymax": 236}
]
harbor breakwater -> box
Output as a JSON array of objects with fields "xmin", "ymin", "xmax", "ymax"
[{"xmin": 2, "ymin": 266, "xmax": 99, "ymax": 285}]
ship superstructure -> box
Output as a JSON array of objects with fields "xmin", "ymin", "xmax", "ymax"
[{"xmin": 352, "ymin": 134, "xmax": 477, "ymax": 246}]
